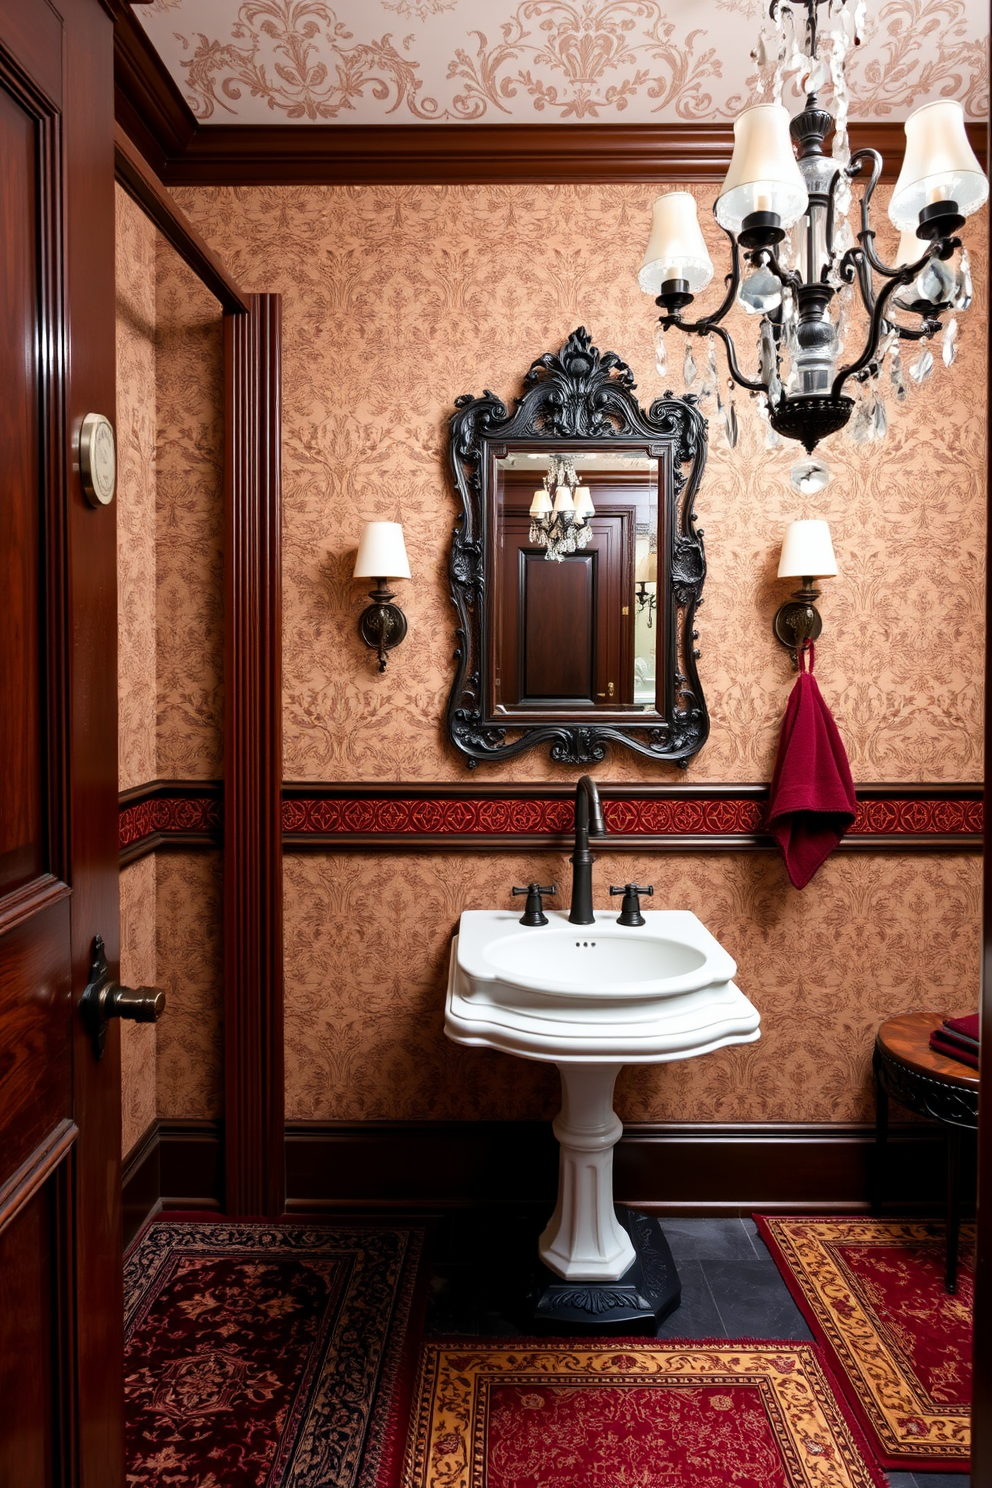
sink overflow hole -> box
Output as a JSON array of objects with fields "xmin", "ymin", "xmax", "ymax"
[{"xmin": 575, "ymin": 942, "xmax": 597, "ymax": 948}]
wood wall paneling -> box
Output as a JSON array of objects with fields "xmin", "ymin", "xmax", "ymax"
[
  {"xmin": 119, "ymin": 1118, "xmax": 971, "ymax": 1231},
  {"xmin": 223, "ymin": 295, "xmax": 284, "ymax": 1217}
]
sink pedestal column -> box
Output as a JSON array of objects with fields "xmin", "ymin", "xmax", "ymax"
[
  {"xmin": 533, "ymin": 1061, "xmax": 682, "ymax": 1331},
  {"xmin": 540, "ymin": 1062, "xmax": 635, "ymax": 1279}
]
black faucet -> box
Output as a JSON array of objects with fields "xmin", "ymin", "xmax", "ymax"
[{"xmin": 568, "ymin": 775, "xmax": 607, "ymax": 925}]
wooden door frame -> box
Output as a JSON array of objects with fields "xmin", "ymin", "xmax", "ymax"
[{"xmin": 114, "ymin": 138, "xmax": 284, "ymax": 1219}]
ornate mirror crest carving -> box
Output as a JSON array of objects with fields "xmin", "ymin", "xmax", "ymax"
[{"xmin": 445, "ymin": 327, "xmax": 709, "ymax": 768}]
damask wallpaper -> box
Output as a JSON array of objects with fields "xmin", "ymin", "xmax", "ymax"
[
  {"xmin": 169, "ymin": 183, "xmax": 987, "ymax": 786},
  {"xmin": 116, "ymin": 192, "xmax": 226, "ymax": 1153},
  {"xmin": 119, "ymin": 856, "xmax": 158, "ymax": 1158},
  {"xmin": 284, "ymin": 849, "xmax": 981, "ymax": 1123},
  {"xmin": 154, "ymin": 242, "xmax": 225, "ymax": 780},
  {"xmin": 116, "ymin": 188, "xmax": 159, "ymax": 1159}
]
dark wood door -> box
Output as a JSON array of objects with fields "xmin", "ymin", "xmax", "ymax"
[
  {"xmin": 496, "ymin": 510, "xmax": 634, "ymax": 709},
  {"xmin": 0, "ymin": 2, "xmax": 124, "ymax": 1485}
]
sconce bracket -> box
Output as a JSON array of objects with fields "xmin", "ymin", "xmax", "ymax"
[
  {"xmin": 773, "ymin": 582, "xmax": 823, "ymax": 666},
  {"xmin": 359, "ymin": 584, "xmax": 408, "ymax": 672}
]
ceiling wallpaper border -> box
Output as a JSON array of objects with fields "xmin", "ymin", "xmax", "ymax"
[{"xmin": 115, "ymin": 9, "xmax": 988, "ymax": 184}]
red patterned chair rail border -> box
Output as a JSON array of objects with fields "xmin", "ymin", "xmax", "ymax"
[
  {"xmin": 119, "ymin": 791, "xmax": 983, "ymax": 853},
  {"xmin": 119, "ymin": 794, "xmax": 222, "ymax": 849},
  {"xmin": 281, "ymin": 795, "xmax": 983, "ymax": 839}
]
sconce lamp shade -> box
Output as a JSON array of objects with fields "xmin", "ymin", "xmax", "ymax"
[
  {"xmin": 777, "ymin": 519, "xmax": 837, "ymax": 580},
  {"xmin": 354, "ymin": 521, "xmax": 410, "ymax": 580},
  {"xmin": 530, "ymin": 489, "xmax": 553, "ymax": 516},
  {"xmin": 715, "ymin": 104, "xmax": 808, "ymax": 234},
  {"xmin": 638, "ymin": 192, "xmax": 715, "ymax": 295},
  {"xmin": 889, "ymin": 101, "xmax": 989, "ymax": 231},
  {"xmin": 552, "ymin": 485, "xmax": 575, "ymax": 515},
  {"xmin": 635, "ymin": 550, "xmax": 658, "ymax": 584}
]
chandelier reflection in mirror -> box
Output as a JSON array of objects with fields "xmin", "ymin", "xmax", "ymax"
[
  {"xmin": 528, "ymin": 453, "xmax": 596, "ymax": 561},
  {"xmin": 639, "ymin": 0, "xmax": 987, "ymax": 492}
]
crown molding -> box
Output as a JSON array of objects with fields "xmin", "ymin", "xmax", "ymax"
[{"xmin": 114, "ymin": 9, "xmax": 987, "ymax": 186}]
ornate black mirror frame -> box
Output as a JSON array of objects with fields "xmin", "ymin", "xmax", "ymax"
[{"xmin": 445, "ymin": 327, "xmax": 709, "ymax": 768}]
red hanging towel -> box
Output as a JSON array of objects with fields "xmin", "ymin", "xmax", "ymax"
[{"xmin": 767, "ymin": 641, "xmax": 857, "ymax": 889}]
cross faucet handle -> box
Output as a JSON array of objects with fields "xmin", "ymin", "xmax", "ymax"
[
  {"xmin": 512, "ymin": 883, "xmax": 557, "ymax": 927},
  {"xmin": 609, "ymin": 883, "xmax": 653, "ymax": 927}
]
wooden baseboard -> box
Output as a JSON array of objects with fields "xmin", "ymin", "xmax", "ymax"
[
  {"xmin": 283, "ymin": 1119, "xmax": 971, "ymax": 1216},
  {"xmin": 121, "ymin": 1118, "xmax": 973, "ymax": 1236}
]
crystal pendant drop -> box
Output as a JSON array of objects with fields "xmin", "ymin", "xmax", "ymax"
[
  {"xmin": 909, "ymin": 348, "xmax": 934, "ymax": 385},
  {"xmin": 683, "ymin": 341, "xmax": 697, "ymax": 386},
  {"xmin": 654, "ymin": 325, "xmax": 668, "ymax": 377},
  {"xmin": 739, "ymin": 265, "xmax": 783, "ymax": 314},
  {"xmin": 759, "ymin": 320, "xmax": 777, "ymax": 385},
  {"xmin": 790, "ymin": 457, "xmax": 831, "ymax": 495},
  {"xmin": 848, "ymin": 399, "xmax": 873, "ymax": 445},
  {"xmin": 942, "ymin": 317, "xmax": 958, "ymax": 367},
  {"xmin": 871, "ymin": 393, "xmax": 888, "ymax": 440},
  {"xmin": 890, "ymin": 347, "xmax": 907, "ymax": 402},
  {"xmin": 918, "ymin": 255, "xmax": 956, "ymax": 305},
  {"xmin": 768, "ymin": 366, "xmax": 783, "ymax": 407},
  {"xmin": 723, "ymin": 384, "xmax": 739, "ymax": 449},
  {"xmin": 955, "ymin": 249, "xmax": 973, "ymax": 312}
]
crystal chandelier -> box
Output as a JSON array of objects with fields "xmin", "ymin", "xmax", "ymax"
[
  {"xmin": 528, "ymin": 454, "xmax": 596, "ymax": 561},
  {"xmin": 639, "ymin": 0, "xmax": 987, "ymax": 489}
]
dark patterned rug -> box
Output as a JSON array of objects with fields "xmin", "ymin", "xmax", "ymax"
[{"xmin": 124, "ymin": 1220, "xmax": 425, "ymax": 1488}]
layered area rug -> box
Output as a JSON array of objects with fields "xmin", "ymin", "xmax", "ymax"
[
  {"xmin": 124, "ymin": 1220, "xmax": 425, "ymax": 1488},
  {"xmin": 756, "ymin": 1216, "xmax": 972, "ymax": 1472},
  {"xmin": 403, "ymin": 1341, "xmax": 886, "ymax": 1488}
]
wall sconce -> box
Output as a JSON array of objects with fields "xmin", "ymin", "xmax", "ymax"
[
  {"xmin": 634, "ymin": 550, "xmax": 658, "ymax": 629},
  {"xmin": 773, "ymin": 519, "xmax": 837, "ymax": 661},
  {"xmin": 354, "ymin": 521, "xmax": 410, "ymax": 673}
]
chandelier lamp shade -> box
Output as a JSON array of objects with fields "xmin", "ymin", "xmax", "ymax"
[
  {"xmin": 640, "ymin": 0, "xmax": 987, "ymax": 475},
  {"xmin": 528, "ymin": 454, "xmax": 595, "ymax": 561}
]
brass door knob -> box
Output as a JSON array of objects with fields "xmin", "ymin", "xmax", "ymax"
[
  {"xmin": 80, "ymin": 934, "xmax": 166, "ymax": 1059},
  {"xmin": 103, "ymin": 983, "xmax": 166, "ymax": 1024}
]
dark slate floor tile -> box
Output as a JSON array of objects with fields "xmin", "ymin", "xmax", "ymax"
[
  {"xmin": 701, "ymin": 1256, "xmax": 814, "ymax": 1341},
  {"xmin": 655, "ymin": 1257, "xmax": 727, "ymax": 1340},
  {"xmin": 885, "ymin": 1474, "xmax": 917, "ymax": 1488},
  {"xmin": 661, "ymin": 1217, "xmax": 761, "ymax": 1265},
  {"xmin": 911, "ymin": 1475, "xmax": 969, "ymax": 1488}
]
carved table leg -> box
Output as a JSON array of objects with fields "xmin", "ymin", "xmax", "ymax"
[
  {"xmin": 872, "ymin": 1050, "xmax": 888, "ymax": 1216},
  {"xmin": 946, "ymin": 1125, "xmax": 962, "ymax": 1294}
]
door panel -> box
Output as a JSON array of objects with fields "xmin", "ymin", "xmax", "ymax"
[
  {"xmin": 0, "ymin": 2, "xmax": 123, "ymax": 1484},
  {"xmin": 0, "ymin": 80, "xmax": 44, "ymax": 894}
]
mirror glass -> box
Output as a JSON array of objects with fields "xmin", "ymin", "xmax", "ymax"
[{"xmin": 493, "ymin": 449, "xmax": 660, "ymax": 716}]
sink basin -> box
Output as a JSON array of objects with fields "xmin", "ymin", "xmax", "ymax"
[{"xmin": 448, "ymin": 909, "xmax": 757, "ymax": 1061}]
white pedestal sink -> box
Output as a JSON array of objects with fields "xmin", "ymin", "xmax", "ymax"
[{"xmin": 446, "ymin": 909, "xmax": 760, "ymax": 1319}]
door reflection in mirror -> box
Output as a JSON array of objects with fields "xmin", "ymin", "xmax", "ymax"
[{"xmin": 495, "ymin": 451, "xmax": 659, "ymax": 713}]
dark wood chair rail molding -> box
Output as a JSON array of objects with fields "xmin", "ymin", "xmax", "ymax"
[
  {"xmin": 113, "ymin": 12, "xmax": 988, "ymax": 188},
  {"xmin": 118, "ymin": 780, "xmax": 983, "ymax": 860},
  {"xmin": 114, "ymin": 124, "xmax": 249, "ymax": 314}
]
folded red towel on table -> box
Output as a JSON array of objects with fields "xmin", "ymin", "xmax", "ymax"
[
  {"xmin": 929, "ymin": 1029, "xmax": 979, "ymax": 1070},
  {"xmin": 945, "ymin": 1012, "xmax": 979, "ymax": 1045},
  {"xmin": 767, "ymin": 642, "xmax": 857, "ymax": 889}
]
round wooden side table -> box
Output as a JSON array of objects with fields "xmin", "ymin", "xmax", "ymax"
[{"xmin": 873, "ymin": 1010, "xmax": 979, "ymax": 1292}]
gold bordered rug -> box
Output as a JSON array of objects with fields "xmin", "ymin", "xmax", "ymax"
[
  {"xmin": 402, "ymin": 1341, "xmax": 886, "ymax": 1488},
  {"xmin": 756, "ymin": 1216, "xmax": 972, "ymax": 1472}
]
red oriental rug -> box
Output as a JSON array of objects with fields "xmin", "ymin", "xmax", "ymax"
[
  {"xmin": 756, "ymin": 1216, "xmax": 972, "ymax": 1472},
  {"xmin": 124, "ymin": 1220, "xmax": 425, "ymax": 1488},
  {"xmin": 402, "ymin": 1340, "xmax": 886, "ymax": 1488}
]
